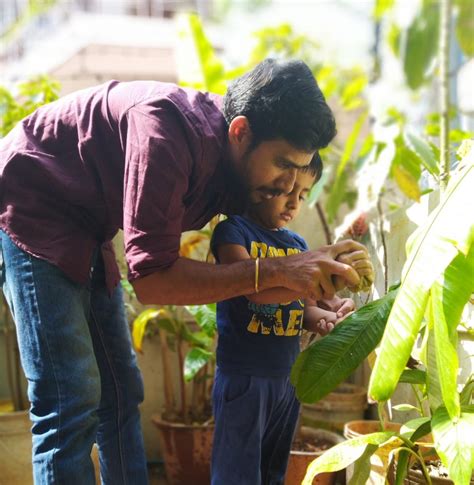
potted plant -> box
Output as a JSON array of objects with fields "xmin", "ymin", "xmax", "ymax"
[
  {"xmin": 290, "ymin": 142, "xmax": 474, "ymax": 484},
  {"xmin": 132, "ymin": 302, "xmax": 217, "ymax": 485}
]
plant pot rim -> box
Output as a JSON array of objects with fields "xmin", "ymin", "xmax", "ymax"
[
  {"xmin": 291, "ymin": 427, "xmax": 344, "ymax": 456},
  {"xmin": 151, "ymin": 414, "xmax": 214, "ymax": 430}
]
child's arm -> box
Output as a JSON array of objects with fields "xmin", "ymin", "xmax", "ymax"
[
  {"xmin": 216, "ymin": 243, "xmax": 305, "ymax": 304},
  {"xmin": 303, "ymin": 305, "xmax": 338, "ymax": 336},
  {"xmin": 303, "ymin": 295, "xmax": 355, "ymax": 336}
]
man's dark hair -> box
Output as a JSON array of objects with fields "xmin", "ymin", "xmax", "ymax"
[{"xmin": 223, "ymin": 58, "xmax": 336, "ymax": 152}]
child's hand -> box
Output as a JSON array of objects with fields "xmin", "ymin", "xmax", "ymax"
[
  {"xmin": 313, "ymin": 309, "xmax": 338, "ymax": 336},
  {"xmin": 318, "ymin": 296, "xmax": 355, "ymax": 319}
]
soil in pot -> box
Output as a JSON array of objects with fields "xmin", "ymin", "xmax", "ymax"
[
  {"xmin": 397, "ymin": 459, "xmax": 474, "ymax": 484},
  {"xmin": 285, "ymin": 427, "xmax": 345, "ymax": 485}
]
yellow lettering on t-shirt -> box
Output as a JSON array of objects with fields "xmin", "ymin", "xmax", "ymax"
[
  {"xmin": 250, "ymin": 242, "xmax": 268, "ymax": 259},
  {"xmin": 285, "ymin": 310, "xmax": 304, "ymax": 336},
  {"xmin": 272, "ymin": 309, "xmax": 284, "ymax": 336},
  {"xmin": 247, "ymin": 314, "xmax": 272, "ymax": 335}
]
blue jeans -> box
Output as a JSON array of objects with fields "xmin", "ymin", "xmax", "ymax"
[
  {"xmin": 0, "ymin": 231, "xmax": 148, "ymax": 485},
  {"xmin": 211, "ymin": 369, "xmax": 300, "ymax": 485}
]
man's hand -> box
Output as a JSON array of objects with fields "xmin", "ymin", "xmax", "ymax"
[{"xmin": 272, "ymin": 240, "xmax": 371, "ymax": 300}]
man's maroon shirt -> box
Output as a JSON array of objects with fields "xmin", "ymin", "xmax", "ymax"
[{"xmin": 0, "ymin": 81, "xmax": 240, "ymax": 290}]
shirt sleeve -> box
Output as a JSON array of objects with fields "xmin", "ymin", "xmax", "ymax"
[
  {"xmin": 123, "ymin": 105, "xmax": 195, "ymax": 281},
  {"xmin": 210, "ymin": 217, "xmax": 248, "ymax": 263}
]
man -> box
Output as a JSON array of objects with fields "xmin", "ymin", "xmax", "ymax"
[{"xmin": 0, "ymin": 58, "xmax": 372, "ymax": 484}]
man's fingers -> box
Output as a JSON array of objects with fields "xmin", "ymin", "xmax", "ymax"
[{"xmin": 330, "ymin": 239, "xmax": 367, "ymax": 258}]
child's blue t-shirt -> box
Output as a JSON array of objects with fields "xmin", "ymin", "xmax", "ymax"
[{"xmin": 211, "ymin": 215, "xmax": 308, "ymax": 377}]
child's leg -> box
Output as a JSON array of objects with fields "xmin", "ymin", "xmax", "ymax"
[
  {"xmin": 261, "ymin": 378, "xmax": 300, "ymax": 485},
  {"xmin": 211, "ymin": 369, "xmax": 264, "ymax": 485}
]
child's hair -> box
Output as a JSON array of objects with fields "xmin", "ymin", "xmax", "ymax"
[
  {"xmin": 301, "ymin": 151, "xmax": 323, "ymax": 182},
  {"xmin": 223, "ymin": 58, "xmax": 337, "ymax": 152}
]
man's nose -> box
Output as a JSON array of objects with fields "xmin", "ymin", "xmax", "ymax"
[{"xmin": 276, "ymin": 168, "xmax": 297, "ymax": 194}]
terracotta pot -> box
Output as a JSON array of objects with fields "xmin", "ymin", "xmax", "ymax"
[
  {"xmin": 152, "ymin": 415, "xmax": 214, "ymax": 485},
  {"xmin": 285, "ymin": 427, "xmax": 345, "ymax": 485},
  {"xmin": 344, "ymin": 420, "xmax": 402, "ymax": 485},
  {"xmin": 301, "ymin": 384, "xmax": 368, "ymax": 433}
]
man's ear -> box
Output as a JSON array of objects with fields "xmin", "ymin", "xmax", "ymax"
[{"xmin": 228, "ymin": 116, "xmax": 252, "ymax": 150}]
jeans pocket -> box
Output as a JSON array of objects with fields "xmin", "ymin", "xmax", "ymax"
[{"xmin": 223, "ymin": 374, "xmax": 253, "ymax": 404}]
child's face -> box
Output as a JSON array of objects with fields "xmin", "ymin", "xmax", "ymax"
[{"xmin": 248, "ymin": 170, "xmax": 316, "ymax": 230}]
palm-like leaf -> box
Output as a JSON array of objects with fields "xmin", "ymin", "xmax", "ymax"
[
  {"xmin": 132, "ymin": 308, "xmax": 175, "ymax": 353},
  {"xmin": 369, "ymin": 160, "xmax": 474, "ymax": 402},
  {"xmin": 291, "ymin": 290, "xmax": 396, "ymax": 403}
]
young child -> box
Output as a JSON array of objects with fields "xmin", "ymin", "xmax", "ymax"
[{"xmin": 210, "ymin": 154, "xmax": 354, "ymax": 485}]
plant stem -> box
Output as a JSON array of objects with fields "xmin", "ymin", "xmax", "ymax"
[
  {"xmin": 316, "ymin": 202, "xmax": 332, "ymax": 245},
  {"xmin": 377, "ymin": 197, "xmax": 388, "ymax": 294},
  {"xmin": 176, "ymin": 337, "xmax": 188, "ymax": 423},
  {"xmin": 410, "ymin": 383, "xmax": 425, "ymax": 417},
  {"xmin": 439, "ymin": 0, "xmax": 452, "ymax": 192},
  {"xmin": 158, "ymin": 327, "xmax": 175, "ymax": 417}
]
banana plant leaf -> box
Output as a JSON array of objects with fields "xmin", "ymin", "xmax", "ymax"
[
  {"xmin": 184, "ymin": 347, "xmax": 214, "ymax": 382},
  {"xmin": 291, "ymin": 289, "xmax": 397, "ymax": 403},
  {"xmin": 132, "ymin": 308, "xmax": 175, "ymax": 353},
  {"xmin": 432, "ymin": 405, "xmax": 474, "ymax": 485},
  {"xmin": 369, "ymin": 158, "xmax": 474, "ymax": 402},
  {"xmin": 185, "ymin": 303, "xmax": 217, "ymax": 337}
]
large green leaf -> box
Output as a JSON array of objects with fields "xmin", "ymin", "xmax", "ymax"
[
  {"xmin": 460, "ymin": 376, "xmax": 474, "ymax": 405},
  {"xmin": 399, "ymin": 369, "xmax": 426, "ymax": 385},
  {"xmin": 291, "ymin": 290, "xmax": 396, "ymax": 403},
  {"xmin": 326, "ymin": 110, "xmax": 367, "ymax": 221},
  {"xmin": 402, "ymin": 0, "xmax": 440, "ymax": 90},
  {"xmin": 369, "ymin": 159, "xmax": 474, "ymax": 402},
  {"xmin": 185, "ymin": 303, "xmax": 217, "ymax": 337},
  {"xmin": 176, "ymin": 13, "xmax": 227, "ymax": 94},
  {"xmin": 348, "ymin": 444, "xmax": 378, "ymax": 485},
  {"xmin": 183, "ymin": 347, "xmax": 214, "ymax": 382},
  {"xmin": 404, "ymin": 131, "xmax": 440, "ymax": 176},
  {"xmin": 432, "ymin": 246, "xmax": 474, "ymax": 418},
  {"xmin": 432, "ymin": 406, "xmax": 474, "ymax": 485},
  {"xmin": 302, "ymin": 432, "xmax": 396, "ymax": 484},
  {"xmin": 455, "ymin": 0, "xmax": 474, "ymax": 57},
  {"xmin": 373, "ymin": 0, "xmax": 395, "ymax": 19}
]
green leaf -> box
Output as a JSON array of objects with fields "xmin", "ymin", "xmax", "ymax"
[
  {"xmin": 392, "ymin": 404, "xmax": 421, "ymax": 413},
  {"xmin": 302, "ymin": 432, "xmax": 396, "ymax": 484},
  {"xmin": 341, "ymin": 74, "xmax": 368, "ymax": 110},
  {"xmin": 373, "ymin": 0, "xmax": 395, "ymax": 19},
  {"xmin": 183, "ymin": 347, "xmax": 213, "ymax": 382},
  {"xmin": 432, "ymin": 246, "xmax": 474, "ymax": 419},
  {"xmin": 460, "ymin": 376, "xmax": 474, "ymax": 405},
  {"xmin": 394, "ymin": 449, "xmax": 410, "ymax": 485},
  {"xmin": 326, "ymin": 110, "xmax": 367, "ymax": 221},
  {"xmin": 177, "ymin": 13, "xmax": 227, "ymax": 94},
  {"xmin": 404, "ymin": 131, "xmax": 440, "ymax": 176},
  {"xmin": 185, "ymin": 303, "xmax": 217, "ymax": 337},
  {"xmin": 348, "ymin": 443, "xmax": 378, "ymax": 485},
  {"xmin": 399, "ymin": 369, "xmax": 426, "ymax": 385},
  {"xmin": 393, "ymin": 164, "xmax": 422, "ymax": 201},
  {"xmin": 369, "ymin": 159, "xmax": 474, "ymax": 402},
  {"xmin": 387, "ymin": 23, "xmax": 401, "ymax": 57},
  {"xmin": 400, "ymin": 417, "xmax": 431, "ymax": 441},
  {"xmin": 455, "ymin": 1, "xmax": 474, "ymax": 57},
  {"xmin": 402, "ymin": 1, "xmax": 440, "ymax": 89},
  {"xmin": 432, "ymin": 406, "xmax": 474, "ymax": 485},
  {"xmin": 291, "ymin": 290, "xmax": 396, "ymax": 403}
]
